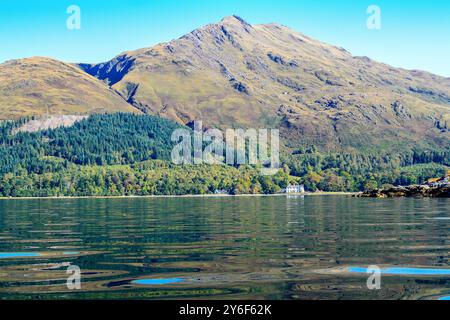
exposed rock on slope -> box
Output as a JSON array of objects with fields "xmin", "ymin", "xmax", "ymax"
[{"xmin": 13, "ymin": 115, "xmax": 87, "ymax": 133}]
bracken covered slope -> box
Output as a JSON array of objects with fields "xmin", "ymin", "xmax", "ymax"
[
  {"xmin": 80, "ymin": 16, "xmax": 450, "ymax": 153},
  {"xmin": 0, "ymin": 57, "xmax": 141, "ymax": 120}
]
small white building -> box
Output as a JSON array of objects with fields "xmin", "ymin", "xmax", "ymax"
[
  {"xmin": 214, "ymin": 189, "xmax": 229, "ymax": 195},
  {"xmin": 285, "ymin": 184, "xmax": 305, "ymax": 194}
]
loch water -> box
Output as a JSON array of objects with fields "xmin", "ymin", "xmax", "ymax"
[{"xmin": 0, "ymin": 196, "xmax": 449, "ymax": 300}]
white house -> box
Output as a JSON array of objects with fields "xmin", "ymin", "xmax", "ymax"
[{"xmin": 285, "ymin": 184, "xmax": 305, "ymax": 194}]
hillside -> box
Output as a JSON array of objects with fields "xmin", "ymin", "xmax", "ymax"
[
  {"xmin": 0, "ymin": 114, "xmax": 292, "ymax": 197},
  {"xmin": 0, "ymin": 113, "xmax": 447, "ymax": 197},
  {"xmin": 0, "ymin": 57, "xmax": 140, "ymax": 120},
  {"xmin": 79, "ymin": 16, "xmax": 450, "ymax": 154},
  {"xmin": 0, "ymin": 113, "xmax": 183, "ymax": 175}
]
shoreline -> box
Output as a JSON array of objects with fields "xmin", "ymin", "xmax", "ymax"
[{"xmin": 0, "ymin": 192, "xmax": 359, "ymax": 201}]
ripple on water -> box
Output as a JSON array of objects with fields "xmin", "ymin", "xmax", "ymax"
[
  {"xmin": 0, "ymin": 252, "xmax": 41, "ymax": 259},
  {"xmin": 63, "ymin": 251, "xmax": 80, "ymax": 255},
  {"xmin": 0, "ymin": 251, "xmax": 81, "ymax": 259},
  {"xmin": 348, "ymin": 267, "xmax": 450, "ymax": 276},
  {"xmin": 132, "ymin": 278, "xmax": 184, "ymax": 285}
]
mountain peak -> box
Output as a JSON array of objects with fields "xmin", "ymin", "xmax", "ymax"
[
  {"xmin": 220, "ymin": 15, "xmax": 250, "ymax": 25},
  {"xmin": 218, "ymin": 15, "xmax": 253, "ymax": 32}
]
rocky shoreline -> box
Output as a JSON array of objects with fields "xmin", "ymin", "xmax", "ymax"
[{"xmin": 359, "ymin": 185, "xmax": 450, "ymax": 198}]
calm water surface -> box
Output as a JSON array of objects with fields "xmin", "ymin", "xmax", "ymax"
[{"xmin": 0, "ymin": 196, "xmax": 449, "ymax": 300}]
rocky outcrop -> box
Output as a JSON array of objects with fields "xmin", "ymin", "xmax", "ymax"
[
  {"xmin": 79, "ymin": 54, "xmax": 136, "ymax": 86},
  {"xmin": 359, "ymin": 185, "xmax": 450, "ymax": 198}
]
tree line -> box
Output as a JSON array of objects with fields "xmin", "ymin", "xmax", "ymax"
[{"xmin": 0, "ymin": 113, "xmax": 448, "ymax": 197}]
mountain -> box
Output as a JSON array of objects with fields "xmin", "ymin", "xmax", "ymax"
[
  {"xmin": 0, "ymin": 57, "xmax": 140, "ymax": 120},
  {"xmin": 1, "ymin": 16, "xmax": 448, "ymax": 155},
  {"xmin": 79, "ymin": 16, "xmax": 450, "ymax": 153},
  {"xmin": 0, "ymin": 17, "xmax": 449, "ymax": 195}
]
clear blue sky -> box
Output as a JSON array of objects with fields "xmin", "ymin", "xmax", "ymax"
[{"xmin": 1, "ymin": 0, "xmax": 450, "ymax": 76}]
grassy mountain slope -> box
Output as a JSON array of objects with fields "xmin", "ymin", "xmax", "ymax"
[
  {"xmin": 0, "ymin": 57, "xmax": 141, "ymax": 120},
  {"xmin": 80, "ymin": 16, "xmax": 449, "ymax": 154}
]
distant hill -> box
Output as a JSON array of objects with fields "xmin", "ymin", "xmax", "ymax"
[
  {"xmin": 0, "ymin": 57, "xmax": 140, "ymax": 120},
  {"xmin": 79, "ymin": 16, "xmax": 449, "ymax": 154}
]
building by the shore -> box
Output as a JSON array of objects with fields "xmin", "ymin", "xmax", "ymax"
[
  {"xmin": 283, "ymin": 184, "xmax": 305, "ymax": 194},
  {"xmin": 214, "ymin": 189, "xmax": 229, "ymax": 195}
]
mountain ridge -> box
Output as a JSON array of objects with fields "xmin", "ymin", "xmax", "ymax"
[
  {"xmin": 79, "ymin": 15, "xmax": 449, "ymax": 153},
  {"xmin": 1, "ymin": 16, "xmax": 449, "ymax": 155}
]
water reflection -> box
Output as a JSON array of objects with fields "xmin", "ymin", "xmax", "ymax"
[
  {"xmin": 0, "ymin": 253, "xmax": 41, "ymax": 259},
  {"xmin": 348, "ymin": 267, "xmax": 450, "ymax": 275},
  {"xmin": 0, "ymin": 196, "xmax": 449, "ymax": 299},
  {"xmin": 133, "ymin": 278, "xmax": 184, "ymax": 285}
]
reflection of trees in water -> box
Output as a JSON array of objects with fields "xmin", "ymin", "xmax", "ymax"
[{"xmin": 0, "ymin": 197, "xmax": 449, "ymax": 299}]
